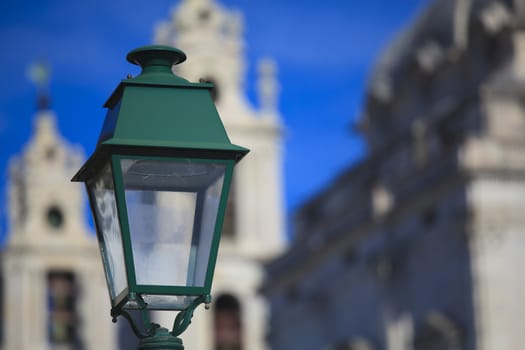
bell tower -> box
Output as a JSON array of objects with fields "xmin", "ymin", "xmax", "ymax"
[
  {"xmin": 156, "ymin": 0, "xmax": 285, "ymax": 260},
  {"xmin": 154, "ymin": 1, "xmax": 286, "ymax": 349},
  {"xmin": 2, "ymin": 72, "xmax": 117, "ymax": 350},
  {"xmin": 155, "ymin": 0, "xmax": 245, "ymax": 112}
]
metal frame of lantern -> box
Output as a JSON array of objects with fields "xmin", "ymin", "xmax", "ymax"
[
  {"xmin": 72, "ymin": 45, "xmax": 248, "ymax": 349},
  {"xmin": 85, "ymin": 154, "xmax": 234, "ymax": 337}
]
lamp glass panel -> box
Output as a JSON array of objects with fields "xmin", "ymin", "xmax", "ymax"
[
  {"xmin": 124, "ymin": 295, "xmax": 199, "ymax": 311},
  {"xmin": 87, "ymin": 162, "xmax": 128, "ymax": 300},
  {"xmin": 120, "ymin": 158, "xmax": 226, "ymax": 288}
]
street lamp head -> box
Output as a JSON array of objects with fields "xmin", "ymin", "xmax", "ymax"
[{"xmin": 72, "ymin": 45, "xmax": 248, "ymax": 319}]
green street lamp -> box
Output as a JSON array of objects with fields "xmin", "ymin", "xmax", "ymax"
[{"xmin": 72, "ymin": 45, "xmax": 248, "ymax": 349}]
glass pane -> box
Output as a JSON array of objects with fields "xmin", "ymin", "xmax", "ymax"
[
  {"xmin": 88, "ymin": 162, "xmax": 128, "ymax": 300},
  {"xmin": 120, "ymin": 158, "xmax": 226, "ymax": 288},
  {"xmin": 123, "ymin": 295, "xmax": 198, "ymax": 311},
  {"xmin": 125, "ymin": 190, "xmax": 197, "ymax": 286},
  {"xmin": 193, "ymin": 173, "xmax": 224, "ymax": 286}
]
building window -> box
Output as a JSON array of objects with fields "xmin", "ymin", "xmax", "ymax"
[
  {"xmin": 411, "ymin": 120, "xmax": 427, "ymax": 167},
  {"xmin": 422, "ymin": 207, "xmax": 437, "ymax": 228},
  {"xmin": 47, "ymin": 271, "xmax": 80, "ymax": 348},
  {"xmin": 329, "ymin": 337, "xmax": 374, "ymax": 350},
  {"xmin": 199, "ymin": 8, "xmax": 211, "ymax": 22},
  {"xmin": 214, "ymin": 294, "xmax": 242, "ymax": 350},
  {"xmin": 46, "ymin": 205, "xmax": 64, "ymax": 229},
  {"xmin": 45, "ymin": 146, "xmax": 56, "ymax": 160},
  {"xmin": 372, "ymin": 184, "xmax": 393, "ymax": 218},
  {"xmin": 201, "ymin": 76, "xmax": 220, "ymax": 102},
  {"xmin": 414, "ymin": 312, "xmax": 462, "ymax": 350}
]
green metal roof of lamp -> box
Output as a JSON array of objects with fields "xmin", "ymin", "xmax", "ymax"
[{"xmin": 72, "ymin": 45, "xmax": 248, "ymax": 350}]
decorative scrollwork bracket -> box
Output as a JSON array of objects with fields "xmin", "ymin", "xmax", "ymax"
[{"xmin": 110, "ymin": 294, "xmax": 212, "ymax": 341}]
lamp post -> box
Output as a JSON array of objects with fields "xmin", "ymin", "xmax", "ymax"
[{"xmin": 72, "ymin": 45, "xmax": 248, "ymax": 349}]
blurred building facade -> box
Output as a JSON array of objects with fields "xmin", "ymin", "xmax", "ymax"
[
  {"xmin": 2, "ymin": 107, "xmax": 117, "ymax": 349},
  {"xmin": 153, "ymin": 1, "xmax": 286, "ymax": 349},
  {"xmin": 263, "ymin": 0, "xmax": 525, "ymax": 349}
]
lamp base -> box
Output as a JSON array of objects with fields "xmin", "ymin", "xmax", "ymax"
[{"xmin": 138, "ymin": 327, "xmax": 184, "ymax": 350}]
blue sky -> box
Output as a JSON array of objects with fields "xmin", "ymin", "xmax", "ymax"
[{"xmin": 0, "ymin": 0, "xmax": 428, "ymax": 241}]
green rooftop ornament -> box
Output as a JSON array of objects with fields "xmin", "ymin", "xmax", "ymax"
[{"xmin": 72, "ymin": 45, "xmax": 248, "ymax": 350}]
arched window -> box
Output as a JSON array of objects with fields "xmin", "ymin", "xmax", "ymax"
[
  {"xmin": 328, "ymin": 336, "xmax": 374, "ymax": 350},
  {"xmin": 214, "ymin": 294, "xmax": 242, "ymax": 350},
  {"xmin": 47, "ymin": 271, "xmax": 81, "ymax": 348},
  {"xmin": 414, "ymin": 311, "xmax": 462, "ymax": 350}
]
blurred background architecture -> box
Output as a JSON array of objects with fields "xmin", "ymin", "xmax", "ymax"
[
  {"xmin": 3, "ymin": 103, "xmax": 116, "ymax": 349},
  {"xmin": 263, "ymin": 0, "xmax": 525, "ymax": 349}
]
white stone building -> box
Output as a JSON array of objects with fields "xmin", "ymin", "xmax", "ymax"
[
  {"xmin": 2, "ymin": 109, "xmax": 117, "ymax": 350},
  {"xmin": 263, "ymin": 0, "xmax": 525, "ymax": 349}
]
